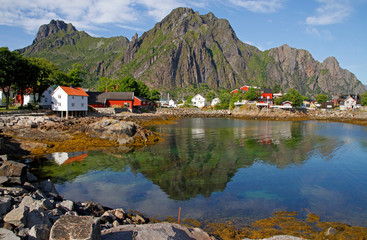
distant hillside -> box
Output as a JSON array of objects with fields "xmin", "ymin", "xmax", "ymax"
[{"xmin": 18, "ymin": 8, "xmax": 366, "ymax": 96}]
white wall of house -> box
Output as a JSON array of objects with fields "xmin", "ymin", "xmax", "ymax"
[
  {"xmin": 192, "ymin": 94, "xmax": 206, "ymax": 108},
  {"xmin": 344, "ymin": 96, "xmax": 357, "ymax": 110},
  {"xmin": 168, "ymin": 99, "xmax": 177, "ymax": 108},
  {"xmin": 40, "ymin": 86, "xmax": 54, "ymax": 107},
  {"xmin": 52, "ymin": 87, "xmax": 88, "ymax": 112},
  {"xmin": 23, "ymin": 94, "xmax": 39, "ymax": 106},
  {"xmin": 211, "ymin": 98, "xmax": 220, "ymax": 106}
]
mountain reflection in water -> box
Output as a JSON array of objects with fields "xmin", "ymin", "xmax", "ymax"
[{"xmin": 31, "ymin": 118, "xmax": 367, "ymax": 226}]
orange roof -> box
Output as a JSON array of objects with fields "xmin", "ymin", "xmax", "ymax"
[{"xmin": 60, "ymin": 86, "xmax": 89, "ymax": 96}]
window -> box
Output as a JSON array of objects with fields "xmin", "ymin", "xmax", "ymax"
[
  {"xmin": 81, "ymin": 103, "xmax": 84, "ymax": 107},
  {"xmin": 48, "ymin": 90, "xmax": 51, "ymax": 94},
  {"xmin": 82, "ymin": 96, "xmax": 84, "ymax": 100},
  {"xmin": 58, "ymin": 102, "xmax": 61, "ymax": 106},
  {"xmin": 71, "ymin": 103, "xmax": 75, "ymax": 107},
  {"xmin": 58, "ymin": 95, "xmax": 61, "ymax": 99},
  {"xmin": 72, "ymin": 96, "xmax": 74, "ymax": 99}
]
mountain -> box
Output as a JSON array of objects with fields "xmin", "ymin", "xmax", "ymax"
[{"xmin": 18, "ymin": 8, "xmax": 366, "ymax": 96}]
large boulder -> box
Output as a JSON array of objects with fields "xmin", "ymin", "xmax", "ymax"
[
  {"xmin": 101, "ymin": 223, "xmax": 214, "ymax": 240},
  {"xmin": 49, "ymin": 215, "xmax": 101, "ymax": 240},
  {"xmin": 3, "ymin": 205, "xmax": 29, "ymax": 228},
  {"xmin": 0, "ymin": 161, "xmax": 27, "ymax": 184}
]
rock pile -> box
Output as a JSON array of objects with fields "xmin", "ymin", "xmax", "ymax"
[
  {"xmin": 87, "ymin": 118, "xmax": 160, "ymax": 145},
  {"xmin": 0, "ymin": 157, "xmax": 150, "ymax": 240}
]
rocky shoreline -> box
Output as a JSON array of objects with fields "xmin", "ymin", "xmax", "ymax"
[{"xmin": 0, "ymin": 157, "xmax": 216, "ymax": 240}]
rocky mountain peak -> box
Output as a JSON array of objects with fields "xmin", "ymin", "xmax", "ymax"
[{"xmin": 33, "ymin": 19, "xmax": 78, "ymax": 44}]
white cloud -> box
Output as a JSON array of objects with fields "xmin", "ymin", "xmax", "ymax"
[
  {"xmin": 0, "ymin": 0, "xmax": 188, "ymax": 34},
  {"xmin": 306, "ymin": 0, "xmax": 352, "ymax": 25},
  {"xmin": 306, "ymin": 26, "xmax": 333, "ymax": 40},
  {"xmin": 228, "ymin": 0, "xmax": 284, "ymax": 13}
]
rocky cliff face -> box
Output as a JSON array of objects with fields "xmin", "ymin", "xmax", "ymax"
[
  {"xmin": 18, "ymin": 8, "xmax": 365, "ymax": 96},
  {"xmin": 266, "ymin": 44, "xmax": 365, "ymax": 95}
]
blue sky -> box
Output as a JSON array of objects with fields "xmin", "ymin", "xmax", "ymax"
[{"xmin": 1, "ymin": 0, "xmax": 366, "ymax": 84}]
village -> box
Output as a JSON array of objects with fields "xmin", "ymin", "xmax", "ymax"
[{"xmin": 0, "ymin": 84, "xmax": 363, "ymax": 118}]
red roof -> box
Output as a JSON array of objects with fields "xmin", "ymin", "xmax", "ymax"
[{"xmin": 60, "ymin": 86, "xmax": 89, "ymax": 96}]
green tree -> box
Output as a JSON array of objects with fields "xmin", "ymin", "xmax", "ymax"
[
  {"xmin": 316, "ymin": 94, "xmax": 328, "ymax": 104},
  {"xmin": 361, "ymin": 92, "xmax": 367, "ymax": 106},
  {"xmin": 283, "ymin": 89, "xmax": 304, "ymax": 107},
  {"xmin": 117, "ymin": 76, "xmax": 139, "ymax": 93},
  {"xmin": 244, "ymin": 87, "xmax": 259, "ymax": 101},
  {"xmin": 206, "ymin": 91, "xmax": 215, "ymax": 103},
  {"xmin": 0, "ymin": 48, "xmax": 24, "ymax": 109},
  {"xmin": 29, "ymin": 58, "xmax": 59, "ymax": 101},
  {"xmin": 96, "ymin": 77, "xmax": 113, "ymax": 92},
  {"xmin": 149, "ymin": 89, "xmax": 160, "ymax": 101},
  {"xmin": 15, "ymin": 58, "xmax": 40, "ymax": 107},
  {"xmin": 137, "ymin": 81, "xmax": 150, "ymax": 99},
  {"xmin": 217, "ymin": 90, "xmax": 231, "ymax": 109},
  {"xmin": 67, "ymin": 63, "xmax": 86, "ymax": 87}
]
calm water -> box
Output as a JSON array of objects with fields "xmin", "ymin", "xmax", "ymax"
[{"xmin": 32, "ymin": 118, "xmax": 367, "ymax": 226}]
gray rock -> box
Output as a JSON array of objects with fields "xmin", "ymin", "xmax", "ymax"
[
  {"xmin": 26, "ymin": 173, "xmax": 38, "ymax": 182},
  {"xmin": 59, "ymin": 199, "xmax": 74, "ymax": 211},
  {"xmin": 26, "ymin": 209, "xmax": 52, "ymax": 228},
  {"xmin": 0, "ymin": 228, "xmax": 21, "ymax": 240},
  {"xmin": 19, "ymin": 195, "xmax": 53, "ymax": 211},
  {"xmin": 325, "ymin": 227, "xmax": 337, "ymax": 235},
  {"xmin": 101, "ymin": 223, "xmax": 214, "ymax": 240},
  {"xmin": 0, "ymin": 176, "xmax": 9, "ymax": 185},
  {"xmin": 40, "ymin": 179, "xmax": 59, "ymax": 197},
  {"xmin": 131, "ymin": 214, "xmax": 146, "ymax": 224},
  {"xmin": 28, "ymin": 224, "xmax": 50, "ymax": 240},
  {"xmin": 0, "ymin": 196, "xmax": 12, "ymax": 216},
  {"xmin": 50, "ymin": 215, "xmax": 101, "ymax": 240},
  {"xmin": 243, "ymin": 236, "xmax": 306, "ymax": 240},
  {"xmin": 4, "ymin": 205, "xmax": 29, "ymax": 228},
  {"xmin": 32, "ymin": 190, "xmax": 47, "ymax": 200},
  {"xmin": 16, "ymin": 227, "xmax": 29, "ymax": 238},
  {"xmin": 0, "ymin": 161, "xmax": 27, "ymax": 179},
  {"xmin": 45, "ymin": 208, "xmax": 63, "ymax": 223}
]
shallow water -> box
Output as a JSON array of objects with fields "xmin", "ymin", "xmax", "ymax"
[{"xmin": 32, "ymin": 118, "xmax": 367, "ymax": 226}]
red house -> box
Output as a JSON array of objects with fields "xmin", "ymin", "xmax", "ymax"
[
  {"xmin": 261, "ymin": 88, "xmax": 273, "ymax": 100},
  {"xmin": 87, "ymin": 92, "xmax": 134, "ymax": 110},
  {"xmin": 133, "ymin": 96, "xmax": 150, "ymax": 108}
]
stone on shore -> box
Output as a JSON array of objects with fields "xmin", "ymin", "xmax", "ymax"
[
  {"xmin": 0, "ymin": 196, "xmax": 12, "ymax": 216},
  {"xmin": 28, "ymin": 224, "xmax": 51, "ymax": 240},
  {"xmin": 49, "ymin": 215, "xmax": 101, "ymax": 240},
  {"xmin": 243, "ymin": 236, "xmax": 306, "ymax": 240},
  {"xmin": 101, "ymin": 223, "xmax": 215, "ymax": 240},
  {"xmin": 3, "ymin": 205, "xmax": 29, "ymax": 228},
  {"xmin": 0, "ymin": 161, "xmax": 27, "ymax": 184},
  {"xmin": 0, "ymin": 228, "xmax": 20, "ymax": 240}
]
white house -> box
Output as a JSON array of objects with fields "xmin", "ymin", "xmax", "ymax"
[
  {"xmin": 211, "ymin": 98, "xmax": 220, "ymax": 106},
  {"xmin": 168, "ymin": 99, "xmax": 177, "ymax": 108},
  {"xmin": 343, "ymin": 96, "xmax": 357, "ymax": 110},
  {"xmin": 52, "ymin": 86, "xmax": 89, "ymax": 118},
  {"xmin": 191, "ymin": 94, "xmax": 206, "ymax": 108},
  {"xmin": 40, "ymin": 86, "xmax": 55, "ymax": 109}
]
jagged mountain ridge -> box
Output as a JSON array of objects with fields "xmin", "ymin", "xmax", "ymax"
[{"xmin": 18, "ymin": 8, "xmax": 365, "ymax": 96}]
